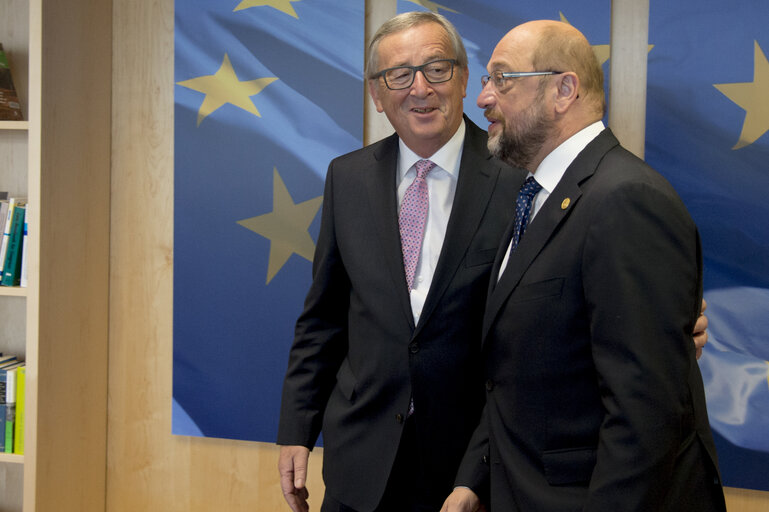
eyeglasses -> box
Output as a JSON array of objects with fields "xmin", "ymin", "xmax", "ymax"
[
  {"xmin": 375, "ymin": 59, "xmax": 457, "ymax": 90},
  {"xmin": 481, "ymin": 71, "xmax": 564, "ymax": 90}
]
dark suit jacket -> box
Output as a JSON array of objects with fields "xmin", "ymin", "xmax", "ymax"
[
  {"xmin": 469, "ymin": 129, "xmax": 726, "ymax": 511},
  {"xmin": 277, "ymin": 118, "xmax": 523, "ymax": 511}
]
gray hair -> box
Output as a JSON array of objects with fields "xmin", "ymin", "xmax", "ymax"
[{"xmin": 365, "ymin": 11, "xmax": 468, "ymax": 80}]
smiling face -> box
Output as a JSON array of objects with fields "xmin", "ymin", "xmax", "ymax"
[{"xmin": 368, "ymin": 22, "xmax": 468, "ymax": 158}]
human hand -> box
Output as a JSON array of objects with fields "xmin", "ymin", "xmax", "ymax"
[
  {"xmin": 278, "ymin": 445, "xmax": 311, "ymax": 512},
  {"xmin": 693, "ymin": 298, "xmax": 708, "ymax": 360},
  {"xmin": 440, "ymin": 487, "xmax": 486, "ymax": 512}
]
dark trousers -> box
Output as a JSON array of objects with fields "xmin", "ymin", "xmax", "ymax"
[{"xmin": 321, "ymin": 416, "xmax": 439, "ymax": 512}]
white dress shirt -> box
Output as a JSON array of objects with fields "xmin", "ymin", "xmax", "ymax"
[
  {"xmin": 397, "ymin": 120, "xmax": 465, "ymax": 324},
  {"xmin": 498, "ymin": 121, "xmax": 605, "ymax": 279}
]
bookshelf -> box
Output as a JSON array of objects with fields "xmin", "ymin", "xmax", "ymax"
[
  {"xmin": 1, "ymin": 1, "xmax": 29, "ymax": 510},
  {"xmin": 1, "ymin": 0, "xmax": 110, "ymax": 511}
]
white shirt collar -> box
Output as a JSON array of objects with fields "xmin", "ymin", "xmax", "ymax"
[
  {"xmin": 532, "ymin": 120, "xmax": 604, "ymax": 193},
  {"xmin": 398, "ymin": 119, "xmax": 465, "ymax": 182}
]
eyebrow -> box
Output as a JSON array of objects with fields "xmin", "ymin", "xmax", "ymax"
[{"xmin": 389, "ymin": 54, "xmax": 451, "ymax": 68}]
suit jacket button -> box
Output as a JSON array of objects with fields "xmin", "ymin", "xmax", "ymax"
[
  {"xmin": 485, "ymin": 379, "xmax": 494, "ymax": 391},
  {"xmin": 409, "ymin": 343, "xmax": 419, "ymax": 354},
  {"xmin": 482, "ymin": 455, "xmax": 489, "ymax": 464},
  {"xmin": 395, "ymin": 414, "xmax": 404, "ymax": 424}
]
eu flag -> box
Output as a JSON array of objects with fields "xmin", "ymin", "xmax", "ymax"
[
  {"xmin": 646, "ymin": 0, "xmax": 769, "ymax": 491},
  {"xmin": 173, "ymin": 0, "xmax": 364, "ymax": 442}
]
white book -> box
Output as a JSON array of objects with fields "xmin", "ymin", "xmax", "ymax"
[
  {"xmin": 0, "ymin": 197, "xmax": 19, "ymax": 276},
  {"xmin": 20, "ymin": 207, "xmax": 28, "ymax": 288}
]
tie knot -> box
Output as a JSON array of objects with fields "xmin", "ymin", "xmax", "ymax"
[
  {"xmin": 415, "ymin": 159, "xmax": 436, "ymax": 179},
  {"xmin": 520, "ymin": 176, "xmax": 542, "ymax": 199}
]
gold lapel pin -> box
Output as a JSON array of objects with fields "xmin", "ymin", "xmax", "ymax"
[{"xmin": 561, "ymin": 198, "xmax": 571, "ymax": 210}]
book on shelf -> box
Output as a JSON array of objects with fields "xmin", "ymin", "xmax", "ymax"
[
  {"xmin": 0, "ymin": 197, "xmax": 26, "ymax": 285},
  {"xmin": 0, "ymin": 197, "xmax": 20, "ymax": 275},
  {"xmin": 20, "ymin": 208, "xmax": 28, "ymax": 287},
  {"xmin": 13, "ymin": 365, "xmax": 24, "ymax": 454},
  {"xmin": 0, "ymin": 354, "xmax": 17, "ymax": 367},
  {"xmin": 1, "ymin": 202, "xmax": 26, "ymax": 286},
  {"xmin": 0, "ymin": 200, "xmax": 9, "ymax": 249},
  {"xmin": 0, "ymin": 358, "xmax": 20, "ymax": 453},
  {"xmin": 3, "ymin": 362, "xmax": 23, "ymax": 453},
  {"xmin": 0, "ymin": 43, "xmax": 23, "ymax": 121}
]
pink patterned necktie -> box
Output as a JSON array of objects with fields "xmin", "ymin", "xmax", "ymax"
[{"xmin": 399, "ymin": 159, "xmax": 436, "ymax": 290}]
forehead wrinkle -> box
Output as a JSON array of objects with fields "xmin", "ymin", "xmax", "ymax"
[{"xmin": 378, "ymin": 26, "xmax": 454, "ymax": 69}]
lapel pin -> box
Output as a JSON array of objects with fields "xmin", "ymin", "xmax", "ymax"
[{"xmin": 561, "ymin": 198, "xmax": 571, "ymax": 210}]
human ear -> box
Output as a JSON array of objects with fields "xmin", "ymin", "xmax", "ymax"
[
  {"xmin": 368, "ymin": 79, "xmax": 385, "ymax": 113},
  {"xmin": 554, "ymin": 72, "xmax": 579, "ymax": 113}
]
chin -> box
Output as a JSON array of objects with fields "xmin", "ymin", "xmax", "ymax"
[{"xmin": 487, "ymin": 134, "xmax": 502, "ymax": 158}]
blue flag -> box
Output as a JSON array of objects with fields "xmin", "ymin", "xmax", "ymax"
[
  {"xmin": 173, "ymin": 0, "xmax": 364, "ymax": 441},
  {"xmin": 646, "ymin": 0, "xmax": 769, "ymax": 491}
]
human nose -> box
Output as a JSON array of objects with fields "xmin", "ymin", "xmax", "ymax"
[
  {"xmin": 409, "ymin": 69, "xmax": 432, "ymax": 96},
  {"xmin": 477, "ymin": 83, "xmax": 495, "ymax": 109}
]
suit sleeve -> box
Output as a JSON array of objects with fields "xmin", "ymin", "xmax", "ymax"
[
  {"xmin": 277, "ymin": 162, "xmax": 351, "ymax": 448},
  {"xmin": 581, "ymin": 178, "xmax": 703, "ymax": 510},
  {"xmin": 454, "ymin": 402, "xmax": 491, "ymax": 503}
]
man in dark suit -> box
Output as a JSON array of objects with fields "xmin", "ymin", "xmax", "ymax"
[
  {"xmin": 278, "ymin": 12, "xmax": 711, "ymax": 512},
  {"xmin": 442, "ymin": 20, "xmax": 726, "ymax": 512},
  {"xmin": 277, "ymin": 12, "xmax": 521, "ymax": 512}
]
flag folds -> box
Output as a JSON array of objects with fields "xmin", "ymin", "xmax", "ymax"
[
  {"xmin": 173, "ymin": 0, "xmax": 363, "ymax": 441},
  {"xmin": 645, "ymin": 1, "xmax": 769, "ymax": 491}
]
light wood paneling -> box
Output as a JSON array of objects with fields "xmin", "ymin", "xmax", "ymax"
[
  {"xmin": 107, "ymin": 0, "xmax": 324, "ymax": 510},
  {"xmin": 726, "ymin": 487, "xmax": 769, "ymax": 511},
  {"xmin": 608, "ymin": 0, "xmax": 649, "ymax": 158},
  {"xmin": 30, "ymin": 0, "xmax": 113, "ymax": 509},
  {"xmin": 363, "ymin": 0, "xmax": 396, "ymax": 145}
]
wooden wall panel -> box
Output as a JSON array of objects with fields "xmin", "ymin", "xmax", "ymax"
[{"xmin": 32, "ymin": 0, "xmax": 112, "ymax": 510}]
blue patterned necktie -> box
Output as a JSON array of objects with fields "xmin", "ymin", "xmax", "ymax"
[{"xmin": 511, "ymin": 176, "xmax": 543, "ymax": 251}]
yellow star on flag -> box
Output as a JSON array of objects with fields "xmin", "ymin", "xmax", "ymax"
[
  {"xmin": 238, "ymin": 168, "xmax": 323, "ymax": 284},
  {"xmin": 404, "ymin": 0, "xmax": 458, "ymax": 14},
  {"xmin": 176, "ymin": 53, "xmax": 277, "ymax": 126},
  {"xmin": 559, "ymin": 12, "xmax": 653, "ymax": 66},
  {"xmin": 714, "ymin": 41, "xmax": 769, "ymax": 150},
  {"xmin": 234, "ymin": 0, "xmax": 301, "ymax": 18}
]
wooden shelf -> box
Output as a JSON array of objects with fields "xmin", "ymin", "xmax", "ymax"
[
  {"xmin": 0, "ymin": 453, "xmax": 24, "ymax": 465},
  {"xmin": 0, "ymin": 286, "xmax": 27, "ymax": 297},
  {"xmin": 0, "ymin": 121, "xmax": 29, "ymax": 131}
]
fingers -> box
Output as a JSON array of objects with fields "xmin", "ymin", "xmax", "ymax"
[
  {"xmin": 278, "ymin": 446, "xmax": 311, "ymax": 512},
  {"xmin": 693, "ymin": 298, "xmax": 709, "ymax": 360},
  {"xmin": 440, "ymin": 487, "xmax": 481, "ymax": 512}
]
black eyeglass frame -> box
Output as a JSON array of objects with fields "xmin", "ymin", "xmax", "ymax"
[
  {"xmin": 375, "ymin": 59, "xmax": 458, "ymax": 90},
  {"xmin": 481, "ymin": 70, "xmax": 565, "ymax": 89}
]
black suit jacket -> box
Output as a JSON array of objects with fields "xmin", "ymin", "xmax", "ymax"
[
  {"xmin": 467, "ymin": 129, "xmax": 726, "ymax": 511},
  {"xmin": 277, "ymin": 118, "xmax": 524, "ymax": 510}
]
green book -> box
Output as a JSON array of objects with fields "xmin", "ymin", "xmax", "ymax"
[
  {"xmin": 1, "ymin": 203, "xmax": 25, "ymax": 286},
  {"xmin": 0, "ymin": 362, "xmax": 22, "ymax": 453},
  {"xmin": 13, "ymin": 365, "xmax": 25, "ymax": 454}
]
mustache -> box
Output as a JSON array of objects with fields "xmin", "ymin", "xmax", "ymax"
[{"xmin": 484, "ymin": 108, "xmax": 503, "ymax": 122}]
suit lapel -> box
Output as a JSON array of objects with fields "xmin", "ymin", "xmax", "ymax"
[
  {"xmin": 415, "ymin": 119, "xmax": 503, "ymax": 333},
  {"xmin": 366, "ymin": 134, "xmax": 416, "ymax": 329},
  {"xmin": 482, "ymin": 129, "xmax": 620, "ymax": 340}
]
